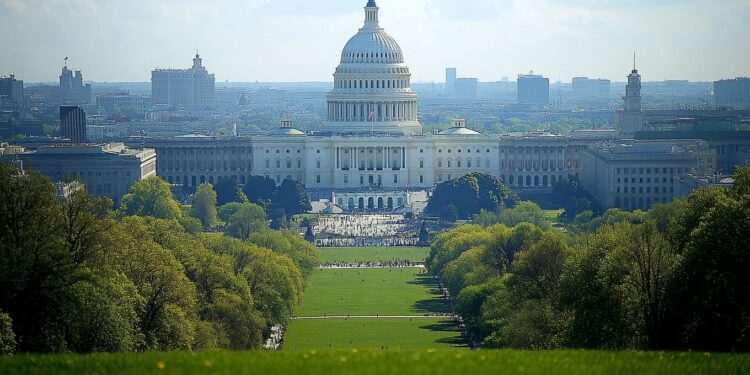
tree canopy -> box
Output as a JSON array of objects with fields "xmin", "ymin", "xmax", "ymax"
[{"xmin": 426, "ymin": 173, "xmax": 518, "ymax": 220}]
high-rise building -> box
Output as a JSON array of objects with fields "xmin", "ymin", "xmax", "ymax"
[
  {"xmin": 445, "ymin": 68, "xmax": 457, "ymax": 96},
  {"xmin": 0, "ymin": 74, "xmax": 24, "ymax": 109},
  {"xmin": 517, "ymin": 74, "xmax": 550, "ymax": 106},
  {"xmin": 572, "ymin": 77, "xmax": 611, "ymax": 99},
  {"xmin": 151, "ymin": 54, "xmax": 216, "ymax": 109},
  {"xmin": 59, "ymin": 64, "xmax": 92, "ymax": 104},
  {"xmin": 714, "ymin": 77, "xmax": 750, "ymax": 109},
  {"xmin": 617, "ymin": 61, "xmax": 643, "ymax": 137},
  {"xmin": 60, "ymin": 106, "xmax": 87, "ymax": 143}
]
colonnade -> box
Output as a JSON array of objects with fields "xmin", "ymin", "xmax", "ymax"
[
  {"xmin": 335, "ymin": 146, "xmax": 407, "ymax": 171},
  {"xmin": 327, "ymin": 101, "xmax": 417, "ymax": 122}
]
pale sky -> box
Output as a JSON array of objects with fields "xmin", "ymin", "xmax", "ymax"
[{"xmin": 1, "ymin": 0, "xmax": 748, "ymax": 83}]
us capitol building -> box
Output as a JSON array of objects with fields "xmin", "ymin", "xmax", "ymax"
[{"xmin": 143, "ymin": 1, "xmax": 730, "ymax": 212}]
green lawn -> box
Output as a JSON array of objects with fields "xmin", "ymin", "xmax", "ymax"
[
  {"xmin": 284, "ymin": 318, "xmax": 464, "ymax": 351},
  {"xmin": 319, "ymin": 247, "xmax": 430, "ymax": 263},
  {"xmin": 296, "ymin": 268, "xmax": 447, "ymax": 317},
  {"xmin": 3, "ymin": 350, "xmax": 748, "ymax": 375}
]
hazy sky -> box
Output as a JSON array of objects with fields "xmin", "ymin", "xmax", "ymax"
[{"xmin": 1, "ymin": 0, "xmax": 748, "ymax": 83}]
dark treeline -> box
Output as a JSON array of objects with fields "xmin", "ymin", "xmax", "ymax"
[
  {"xmin": 0, "ymin": 166, "xmax": 318, "ymax": 354},
  {"xmin": 427, "ymin": 167, "xmax": 750, "ymax": 352}
]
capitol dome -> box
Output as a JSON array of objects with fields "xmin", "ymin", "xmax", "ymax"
[
  {"xmin": 323, "ymin": 1, "xmax": 422, "ymax": 136},
  {"xmin": 340, "ymin": 28, "xmax": 403, "ymax": 64}
]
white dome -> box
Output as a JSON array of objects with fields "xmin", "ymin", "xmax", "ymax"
[
  {"xmin": 323, "ymin": 1, "xmax": 422, "ymax": 136},
  {"xmin": 341, "ymin": 30, "xmax": 403, "ymax": 64}
]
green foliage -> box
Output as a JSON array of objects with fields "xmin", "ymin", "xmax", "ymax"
[
  {"xmin": 662, "ymin": 168, "xmax": 750, "ymax": 351},
  {"xmin": 497, "ymin": 201, "xmax": 549, "ymax": 229},
  {"xmin": 0, "ymin": 311, "xmax": 15, "ymax": 355},
  {"xmin": 0, "ymin": 164, "xmax": 315, "ymax": 354},
  {"xmin": 427, "ymin": 173, "xmax": 518, "ymax": 220},
  {"xmin": 225, "ymin": 203, "xmax": 268, "ymax": 241},
  {"xmin": 273, "ymin": 179, "xmax": 312, "ymax": 217},
  {"xmin": 119, "ymin": 177, "xmax": 182, "ymax": 219},
  {"xmin": 218, "ymin": 202, "xmax": 245, "ymax": 223},
  {"xmin": 191, "ymin": 184, "xmax": 218, "ymax": 228},
  {"xmin": 214, "ymin": 177, "xmax": 244, "ymax": 206},
  {"xmin": 243, "ymin": 176, "xmax": 277, "ymax": 207}
]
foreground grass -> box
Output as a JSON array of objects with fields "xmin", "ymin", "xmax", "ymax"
[
  {"xmin": 285, "ymin": 318, "xmax": 464, "ymax": 351},
  {"xmin": 2, "ymin": 350, "xmax": 748, "ymax": 375},
  {"xmin": 319, "ymin": 247, "xmax": 430, "ymax": 263},
  {"xmin": 296, "ymin": 268, "xmax": 446, "ymax": 317}
]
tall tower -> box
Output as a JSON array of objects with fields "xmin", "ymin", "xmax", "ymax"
[{"xmin": 618, "ymin": 55, "xmax": 643, "ymax": 138}]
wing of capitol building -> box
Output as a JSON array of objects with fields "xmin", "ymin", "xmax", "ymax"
[{"xmin": 141, "ymin": 1, "xmax": 743, "ymax": 213}]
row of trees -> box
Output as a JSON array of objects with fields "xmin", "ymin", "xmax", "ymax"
[
  {"xmin": 209, "ymin": 176, "xmax": 311, "ymax": 229},
  {"xmin": 0, "ymin": 168, "xmax": 318, "ymax": 354},
  {"xmin": 427, "ymin": 167, "xmax": 750, "ymax": 351}
]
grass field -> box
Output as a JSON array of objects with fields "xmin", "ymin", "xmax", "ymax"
[
  {"xmin": 319, "ymin": 247, "xmax": 430, "ymax": 263},
  {"xmin": 296, "ymin": 268, "xmax": 447, "ymax": 317},
  {"xmin": 3, "ymin": 350, "xmax": 748, "ymax": 375},
  {"xmin": 284, "ymin": 318, "xmax": 464, "ymax": 351}
]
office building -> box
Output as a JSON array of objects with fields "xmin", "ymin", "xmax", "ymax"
[
  {"xmin": 0, "ymin": 74, "xmax": 24, "ymax": 108},
  {"xmin": 5, "ymin": 143, "xmax": 156, "ymax": 203},
  {"xmin": 517, "ymin": 74, "xmax": 550, "ymax": 106},
  {"xmin": 96, "ymin": 94, "xmax": 145, "ymax": 116},
  {"xmin": 571, "ymin": 77, "xmax": 611, "ymax": 99},
  {"xmin": 60, "ymin": 106, "xmax": 87, "ymax": 143},
  {"xmin": 714, "ymin": 78, "xmax": 750, "ymax": 109},
  {"xmin": 151, "ymin": 54, "xmax": 216, "ymax": 108},
  {"xmin": 581, "ymin": 140, "xmax": 706, "ymax": 210}
]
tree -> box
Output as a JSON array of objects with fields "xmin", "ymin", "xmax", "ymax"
[
  {"xmin": 0, "ymin": 311, "xmax": 15, "ymax": 355},
  {"xmin": 663, "ymin": 171, "xmax": 750, "ymax": 351},
  {"xmin": 243, "ymin": 176, "xmax": 277, "ymax": 208},
  {"xmin": 119, "ymin": 177, "xmax": 182, "ymax": 219},
  {"xmin": 214, "ymin": 178, "xmax": 244, "ymax": 206},
  {"xmin": 273, "ymin": 179, "xmax": 311, "ymax": 217},
  {"xmin": 498, "ymin": 201, "xmax": 549, "ymax": 229},
  {"xmin": 225, "ymin": 203, "xmax": 268, "ymax": 241},
  {"xmin": 191, "ymin": 184, "xmax": 218, "ymax": 228},
  {"xmin": 218, "ymin": 202, "xmax": 245, "ymax": 223},
  {"xmin": 427, "ymin": 173, "xmax": 517, "ymax": 220}
]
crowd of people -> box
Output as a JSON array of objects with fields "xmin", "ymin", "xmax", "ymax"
[
  {"xmin": 320, "ymin": 260, "xmax": 425, "ymax": 269},
  {"xmin": 314, "ymin": 214, "xmax": 417, "ymax": 237},
  {"xmin": 315, "ymin": 237, "xmax": 418, "ymax": 248}
]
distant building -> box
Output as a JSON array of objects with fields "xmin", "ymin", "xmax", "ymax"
[
  {"xmin": 445, "ymin": 68, "xmax": 457, "ymax": 96},
  {"xmin": 617, "ymin": 65, "xmax": 643, "ymax": 137},
  {"xmin": 455, "ymin": 78, "xmax": 478, "ymax": 100},
  {"xmin": 517, "ymin": 74, "xmax": 549, "ymax": 106},
  {"xmin": 0, "ymin": 74, "xmax": 24, "ymax": 108},
  {"xmin": 571, "ymin": 77, "xmax": 610, "ymax": 99},
  {"xmin": 96, "ymin": 94, "xmax": 145, "ymax": 116},
  {"xmin": 581, "ymin": 140, "xmax": 706, "ymax": 210},
  {"xmin": 6, "ymin": 143, "xmax": 157, "ymax": 203},
  {"xmin": 60, "ymin": 106, "xmax": 87, "ymax": 143},
  {"xmin": 151, "ymin": 54, "xmax": 216, "ymax": 108},
  {"xmin": 714, "ymin": 77, "xmax": 750, "ymax": 109},
  {"xmin": 59, "ymin": 65, "xmax": 92, "ymax": 105}
]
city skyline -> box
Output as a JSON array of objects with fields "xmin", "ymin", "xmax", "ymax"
[{"xmin": 1, "ymin": 0, "xmax": 749, "ymax": 83}]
